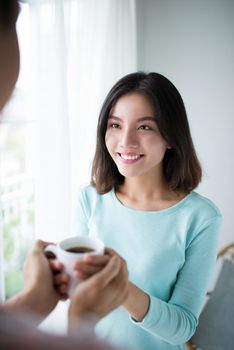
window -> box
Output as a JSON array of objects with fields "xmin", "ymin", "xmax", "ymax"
[
  {"xmin": 0, "ymin": 120, "xmax": 35, "ymax": 298},
  {"xmin": 0, "ymin": 3, "xmax": 34, "ymax": 299}
]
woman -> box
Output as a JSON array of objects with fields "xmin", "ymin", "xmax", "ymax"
[{"xmin": 73, "ymin": 72, "xmax": 222, "ymax": 350}]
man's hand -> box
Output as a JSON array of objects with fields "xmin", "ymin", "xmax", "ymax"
[
  {"xmin": 68, "ymin": 250, "xmax": 129, "ymax": 333},
  {"xmin": 23, "ymin": 240, "xmax": 62, "ymax": 318},
  {"xmin": 5, "ymin": 240, "xmax": 68, "ymax": 324}
]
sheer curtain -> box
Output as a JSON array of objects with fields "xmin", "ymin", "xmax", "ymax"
[
  {"xmin": 68, "ymin": 0, "xmax": 137, "ymax": 194},
  {"xmin": 29, "ymin": 1, "xmax": 72, "ymax": 242},
  {"xmin": 27, "ymin": 0, "xmax": 137, "ymax": 244},
  {"xmin": 26, "ymin": 0, "xmax": 137, "ymax": 332}
]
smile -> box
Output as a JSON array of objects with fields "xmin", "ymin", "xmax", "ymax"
[{"xmin": 117, "ymin": 153, "xmax": 144, "ymax": 164}]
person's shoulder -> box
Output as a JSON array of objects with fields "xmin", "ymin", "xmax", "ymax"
[
  {"xmin": 77, "ymin": 184, "xmax": 111, "ymax": 204},
  {"xmin": 79, "ymin": 184, "xmax": 113, "ymax": 199},
  {"xmin": 188, "ymin": 191, "xmax": 222, "ymax": 219},
  {"xmin": 76, "ymin": 185, "xmax": 114, "ymax": 218},
  {"xmin": 79, "ymin": 183, "xmax": 98, "ymax": 196}
]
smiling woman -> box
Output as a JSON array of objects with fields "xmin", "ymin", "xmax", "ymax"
[
  {"xmin": 92, "ymin": 72, "xmax": 201, "ymax": 195},
  {"xmin": 72, "ymin": 71, "xmax": 222, "ymax": 350}
]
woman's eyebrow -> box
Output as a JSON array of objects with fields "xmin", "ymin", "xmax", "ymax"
[
  {"xmin": 137, "ymin": 116, "xmax": 156, "ymax": 123},
  {"xmin": 108, "ymin": 115, "xmax": 122, "ymax": 121},
  {"xmin": 108, "ymin": 115, "xmax": 156, "ymax": 122}
]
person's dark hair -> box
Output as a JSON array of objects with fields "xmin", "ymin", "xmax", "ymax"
[
  {"xmin": 0, "ymin": 0, "xmax": 19, "ymax": 30},
  {"xmin": 91, "ymin": 72, "xmax": 202, "ymax": 194}
]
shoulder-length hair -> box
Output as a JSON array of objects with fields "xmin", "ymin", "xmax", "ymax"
[{"xmin": 91, "ymin": 72, "xmax": 202, "ymax": 194}]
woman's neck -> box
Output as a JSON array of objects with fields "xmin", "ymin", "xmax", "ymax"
[
  {"xmin": 120, "ymin": 177, "xmax": 168, "ymax": 201},
  {"xmin": 116, "ymin": 175, "xmax": 187, "ymax": 211}
]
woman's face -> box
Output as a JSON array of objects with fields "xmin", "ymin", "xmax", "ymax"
[{"xmin": 105, "ymin": 92, "xmax": 169, "ymax": 179}]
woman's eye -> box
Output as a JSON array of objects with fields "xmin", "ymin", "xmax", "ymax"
[
  {"xmin": 138, "ymin": 125, "xmax": 152, "ymax": 131},
  {"xmin": 109, "ymin": 123, "xmax": 120, "ymax": 129}
]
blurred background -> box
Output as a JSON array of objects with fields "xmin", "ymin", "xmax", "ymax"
[{"xmin": 0, "ymin": 0, "xmax": 233, "ymax": 331}]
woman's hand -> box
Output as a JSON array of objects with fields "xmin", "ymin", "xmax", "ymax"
[
  {"xmin": 72, "ymin": 247, "xmax": 125, "ymax": 280},
  {"xmin": 74, "ymin": 248, "xmax": 150, "ymax": 322},
  {"xmin": 68, "ymin": 248, "xmax": 129, "ymax": 333}
]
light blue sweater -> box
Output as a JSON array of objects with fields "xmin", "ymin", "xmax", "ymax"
[{"xmin": 72, "ymin": 185, "xmax": 222, "ymax": 350}]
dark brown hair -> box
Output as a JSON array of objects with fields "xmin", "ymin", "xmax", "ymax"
[{"xmin": 91, "ymin": 72, "xmax": 202, "ymax": 194}]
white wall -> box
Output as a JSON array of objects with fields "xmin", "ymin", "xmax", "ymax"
[{"xmin": 136, "ymin": 0, "xmax": 234, "ymax": 247}]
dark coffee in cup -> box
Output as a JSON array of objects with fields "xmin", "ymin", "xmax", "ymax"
[
  {"xmin": 44, "ymin": 236, "xmax": 104, "ymax": 295},
  {"xmin": 65, "ymin": 246, "xmax": 95, "ymax": 253}
]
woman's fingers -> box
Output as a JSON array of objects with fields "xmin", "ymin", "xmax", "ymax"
[
  {"xmin": 74, "ymin": 256, "xmax": 121, "ymax": 282},
  {"xmin": 105, "ymin": 247, "xmax": 119, "ymax": 257},
  {"xmin": 80, "ymin": 254, "xmax": 110, "ymax": 265},
  {"xmin": 89, "ymin": 255, "xmax": 121, "ymax": 289},
  {"xmin": 73, "ymin": 262, "xmax": 103, "ymax": 276},
  {"xmin": 73, "ymin": 271, "xmax": 91, "ymax": 280},
  {"xmin": 72, "ymin": 254, "xmax": 111, "ymax": 279}
]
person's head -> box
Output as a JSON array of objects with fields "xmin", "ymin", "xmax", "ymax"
[
  {"xmin": 91, "ymin": 72, "xmax": 202, "ymax": 194},
  {"xmin": 0, "ymin": 0, "xmax": 20, "ymax": 111}
]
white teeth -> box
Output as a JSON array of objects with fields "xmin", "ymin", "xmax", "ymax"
[{"xmin": 121, "ymin": 154, "xmax": 141, "ymax": 160}]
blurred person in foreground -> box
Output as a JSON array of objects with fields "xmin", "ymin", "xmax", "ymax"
[{"xmin": 0, "ymin": 1, "xmax": 128, "ymax": 349}]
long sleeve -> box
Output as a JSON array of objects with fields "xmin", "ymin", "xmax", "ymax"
[
  {"xmin": 131, "ymin": 216, "xmax": 222, "ymax": 344},
  {"xmin": 71, "ymin": 186, "xmax": 222, "ymax": 350}
]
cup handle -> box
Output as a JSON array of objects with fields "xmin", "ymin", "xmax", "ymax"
[{"xmin": 44, "ymin": 244, "xmax": 57, "ymax": 257}]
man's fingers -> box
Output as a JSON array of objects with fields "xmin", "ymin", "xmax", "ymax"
[
  {"xmin": 35, "ymin": 239, "xmax": 54, "ymax": 251},
  {"xmin": 60, "ymin": 294, "xmax": 69, "ymax": 301},
  {"xmin": 49, "ymin": 259, "xmax": 64, "ymax": 273},
  {"xmin": 57, "ymin": 288, "xmax": 69, "ymax": 300},
  {"xmin": 54, "ymin": 272, "xmax": 69, "ymax": 285},
  {"xmin": 34, "ymin": 239, "xmax": 45, "ymax": 251},
  {"xmin": 56, "ymin": 283, "xmax": 69, "ymax": 295}
]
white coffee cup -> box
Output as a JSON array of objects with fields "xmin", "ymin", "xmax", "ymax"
[{"xmin": 45, "ymin": 236, "xmax": 105, "ymax": 295}]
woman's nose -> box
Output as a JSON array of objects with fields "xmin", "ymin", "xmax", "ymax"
[{"xmin": 119, "ymin": 129, "xmax": 139, "ymax": 149}]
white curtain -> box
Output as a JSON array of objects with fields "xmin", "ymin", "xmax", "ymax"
[
  {"xmin": 27, "ymin": 0, "xmax": 137, "ymax": 245},
  {"xmin": 0, "ymin": 0, "xmax": 137, "ymax": 305},
  {"xmin": 25, "ymin": 0, "xmax": 137, "ymax": 332},
  {"xmin": 29, "ymin": 1, "xmax": 72, "ymax": 242},
  {"xmin": 67, "ymin": 0, "xmax": 137, "ymax": 194}
]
